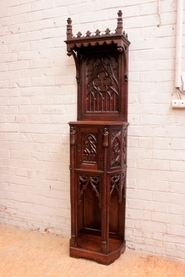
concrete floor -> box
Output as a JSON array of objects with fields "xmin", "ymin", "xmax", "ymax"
[{"xmin": 0, "ymin": 224, "xmax": 185, "ymax": 277}]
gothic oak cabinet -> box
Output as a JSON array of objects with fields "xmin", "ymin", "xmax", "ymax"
[{"xmin": 65, "ymin": 11, "xmax": 130, "ymax": 265}]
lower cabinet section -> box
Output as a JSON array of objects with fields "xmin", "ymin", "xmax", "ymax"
[{"xmin": 69, "ymin": 121, "xmax": 128, "ymax": 265}]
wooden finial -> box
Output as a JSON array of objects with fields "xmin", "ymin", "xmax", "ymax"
[
  {"xmin": 67, "ymin": 18, "xmax": 73, "ymax": 40},
  {"xmin": 116, "ymin": 10, "xmax": 123, "ymax": 34}
]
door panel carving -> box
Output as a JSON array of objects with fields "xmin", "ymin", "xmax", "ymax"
[{"xmin": 86, "ymin": 54, "xmax": 119, "ymax": 113}]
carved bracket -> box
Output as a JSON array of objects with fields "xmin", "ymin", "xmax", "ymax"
[{"xmin": 79, "ymin": 175, "xmax": 101, "ymax": 206}]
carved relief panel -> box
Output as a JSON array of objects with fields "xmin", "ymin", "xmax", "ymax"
[
  {"xmin": 79, "ymin": 48, "xmax": 126, "ymax": 121},
  {"xmin": 85, "ymin": 53, "xmax": 119, "ymax": 113},
  {"xmin": 74, "ymin": 125, "xmax": 103, "ymax": 170}
]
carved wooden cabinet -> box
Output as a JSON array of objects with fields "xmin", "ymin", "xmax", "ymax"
[{"xmin": 65, "ymin": 11, "xmax": 130, "ymax": 265}]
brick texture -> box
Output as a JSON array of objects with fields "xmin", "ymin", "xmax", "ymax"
[{"xmin": 0, "ymin": 0, "xmax": 185, "ymax": 260}]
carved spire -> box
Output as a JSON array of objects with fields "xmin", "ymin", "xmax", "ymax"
[
  {"xmin": 116, "ymin": 10, "xmax": 123, "ymax": 34},
  {"xmin": 67, "ymin": 17, "xmax": 73, "ymax": 40}
]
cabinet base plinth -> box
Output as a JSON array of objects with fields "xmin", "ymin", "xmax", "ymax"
[{"xmin": 70, "ymin": 234, "xmax": 126, "ymax": 265}]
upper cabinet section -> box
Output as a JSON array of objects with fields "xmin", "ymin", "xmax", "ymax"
[{"xmin": 65, "ymin": 11, "xmax": 130, "ymax": 122}]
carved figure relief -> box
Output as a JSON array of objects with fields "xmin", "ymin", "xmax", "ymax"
[{"xmin": 70, "ymin": 126, "xmax": 76, "ymax": 145}]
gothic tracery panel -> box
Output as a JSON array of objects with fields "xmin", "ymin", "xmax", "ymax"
[
  {"xmin": 110, "ymin": 172, "xmax": 126, "ymax": 204},
  {"xmin": 82, "ymin": 133, "xmax": 97, "ymax": 163},
  {"xmin": 110, "ymin": 130, "xmax": 121, "ymax": 168},
  {"xmin": 79, "ymin": 175, "xmax": 100, "ymax": 204},
  {"xmin": 86, "ymin": 54, "xmax": 119, "ymax": 113}
]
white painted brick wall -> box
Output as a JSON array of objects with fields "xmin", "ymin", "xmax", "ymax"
[{"xmin": 0, "ymin": 0, "xmax": 185, "ymax": 260}]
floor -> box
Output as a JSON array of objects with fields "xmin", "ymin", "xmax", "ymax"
[{"xmin": 0, "ymin": 224, "xmax": 185, "ymax": 277}]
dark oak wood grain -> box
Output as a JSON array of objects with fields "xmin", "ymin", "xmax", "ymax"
[{"xmin": 65, "ymin": 10, "xmax": 130, "ymax": 265}]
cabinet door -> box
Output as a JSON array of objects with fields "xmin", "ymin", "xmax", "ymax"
[{"xmin": 76, "ymin": 126, "xmax": 103, "ymax": 170}]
